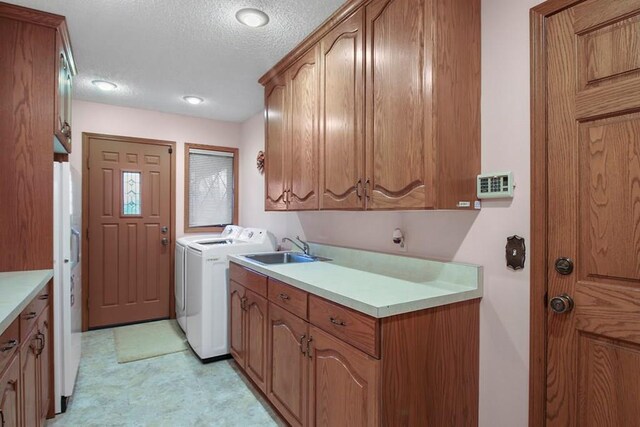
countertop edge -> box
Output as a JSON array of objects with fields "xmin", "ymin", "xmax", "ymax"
[
  {"xmin": 228, "ymin": 256, "xmax": 482, "ymax": 319},
  {"xmin": 0, "ymin": 270, "xmax": 53, "ymax": 335}
]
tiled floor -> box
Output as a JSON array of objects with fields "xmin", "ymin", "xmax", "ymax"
[{"xmin": 47, "ymin": 328, "xmax": 284, "ymax": 427}]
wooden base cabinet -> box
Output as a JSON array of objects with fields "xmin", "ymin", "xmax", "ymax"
[
  {"xmin": 0, "ymin": 357, "xmax": 20, "ymax": 427},
  {"xmin": 229, "ymin": 279, "xmax": 269, "ymax": 393},
  {"xmin": 267, "ymin": 303, "xmax": 309, "ymax": 427},
  {"xmin": 308, "ymin": 326, "xmax": 379, "ymax": 427},
  {"xmin": 230, "ymin": 263, "xmax": 480, "ymax": 426}
]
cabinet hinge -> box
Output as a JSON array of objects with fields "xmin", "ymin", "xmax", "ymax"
[
  {"xmin": 168, "ymin": 147, "xmax": 173, "ymax": 154},
  {"xmin": 86, "ymin": 228, "xmax": 89, "ymax": 241},
  {"xmin": 86, "ymin": 157, "xmax": 90, "ymax": 170}
]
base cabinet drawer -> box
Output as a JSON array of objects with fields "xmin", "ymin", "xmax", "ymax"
[
  {"xmin": 0, "ymin": 320, "xmax": 19, "ymax": 375},
  {"xmin": 309, "ymin": 295, "xmax": 379, "ymax": 358}
]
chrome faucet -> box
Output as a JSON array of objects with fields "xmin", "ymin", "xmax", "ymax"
[{"xmin": 282, "ymin": 236, "xmax": 310, "ymax": 255}]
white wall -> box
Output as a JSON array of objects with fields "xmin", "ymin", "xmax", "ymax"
[
  {"xmin": 237, "ymin": 0, "xmax": 538, "ymax": 424},
  {"xmin": 71, "ymin": 100, "xmax": 241, "ymax": 237}
]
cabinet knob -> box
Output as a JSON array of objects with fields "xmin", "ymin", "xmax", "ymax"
[
  {"xmin": 278, "ymin": 293, "xmax": 290, "ymax": 301},
  {"xmin": 0, "ymin": 339, "xmax": 17, "ymax": 352},
  {"xmin": 330, "ymin": 317, "xmax": 346, "ymax": 327}
]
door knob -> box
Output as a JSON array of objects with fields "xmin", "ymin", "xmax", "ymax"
[
  {"xmin": 161, "ymin": 237, "xmax": 169, "ymax": 246},
  {"xmin": 549, "ymin": 294, "xmax": 574, "ymax": 314}
]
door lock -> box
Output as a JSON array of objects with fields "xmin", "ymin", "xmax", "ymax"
[
  {"xmin": 549, "ymin": 294, "xmax": 574, "ymax": 314},
  {"xmin": 555, "ymin": 257, "xmax": 574, "ymax": 275}
]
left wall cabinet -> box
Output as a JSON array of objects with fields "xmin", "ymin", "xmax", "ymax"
[
  {"xmin": 0, "ymin": 2, "xmax": 76, "ymax": 424},
  {"xmin": 0, "ymin": 2, "xmax": 76, "ymax": 271}
]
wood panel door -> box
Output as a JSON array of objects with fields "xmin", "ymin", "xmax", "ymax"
[
  {"xmin": 0, "ymin": 356, "xmax": 20, "ymax": 427},
  {"xmin": 267, "ymin": 303, "xmax": 309, "ymax": 427},
  {"xmin": 229, "ymin": 280, "xmax": 246, "ymax": 367},
  {"xmin": 544, "ymin": 1, "xmax": 640, "ymax": 425},
  {"xmin": 365, "ymin": 0, "xmax": 434, "ymax": 210},
  {"xmin": 244, "ymin": 289, "xmax": 268, "ymax": 393},
  {"xmin": 319, "ymin": 9, "xmax": 365, "ymax": 210},
  {"xmin": 88, "ymin": 136, "xmax": 172, "ymax": 328},
  {"xmin": 308, "ymin": 326, "xmax": 379, "ymax": 427},
  {"xmin": 265, "ymin": 75, "xmax": 289, "ymax": 211},
  {"xmin": 288, "ymin": 46, "xmax": 320, "ymax": 211}
]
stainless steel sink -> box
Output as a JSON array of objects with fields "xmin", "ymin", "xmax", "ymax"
[{"xmin": 243, "ymin": 252, "xmax": 331, "ymax": 265}]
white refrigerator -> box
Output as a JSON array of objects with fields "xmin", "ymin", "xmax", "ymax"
[{"xmin": 53, "ymin": 162, "xmax": 82, "ymax": 413}]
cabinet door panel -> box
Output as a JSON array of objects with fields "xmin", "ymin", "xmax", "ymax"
[
  {"xmin": 37, "ymin": 310, "xmax": 50, "ymax": 422},
  {"xmin": 229, "ymin": 280, "xmax": 246, "ymax": 367},
  {"xmin": 308, "ymin": 326, "xmax": 379, "ymax": 427},
  {"xmin": 319, "ymin": 9, "xmax": 365, "ymax": 210},
  {"xmin": 21, "ymin": 330, "xmax": 39, "ymax": 427},
  {"xmin": 365, "ymin": 0, "xmax": 434, "ymax": 209},
  {"xmin": 265, "ymin": 77, "xmax": 289, "ymax": 210},
  {"xmin": 245, "ymin": 290, "xmax": 268, "ymax": 393},
  {"xmin": 288, "ymin": 46, "xmax": 320, "ymax": 210},
  {"xmin": 0, "ymin": 356, "xmax": 20, "ymax": 427},
  {"xmin": 267, "ymin": 303, "xmax": 308, "ymax": 427}
]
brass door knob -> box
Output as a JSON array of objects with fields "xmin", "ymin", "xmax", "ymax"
[{"xmin": 549, "ymin": 294, "xmax": 574, "ymax": 314}]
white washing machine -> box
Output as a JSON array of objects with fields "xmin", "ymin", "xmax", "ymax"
[
  {"xmin": 175, "ymin": 225, "xmax": 243, "ymax": 332},
  {"xmin": 185, "ymin": 228, "xmax": 275, "ymax": 360}
]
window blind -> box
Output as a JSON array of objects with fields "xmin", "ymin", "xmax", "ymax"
[{"xmin": 188, "ymin": 149, "xmax": 234, "ymax": 228}]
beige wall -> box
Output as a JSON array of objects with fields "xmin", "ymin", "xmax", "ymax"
[
  {"xmin": 71, "ymin": 100, "xmax": 242, "ymax": 237},
  {"xmin": 236, "ymin": 0, "xmax": 539, "ymax": 424}
]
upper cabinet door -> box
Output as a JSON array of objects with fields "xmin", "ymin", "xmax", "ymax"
[
  {"xmin": 54, "ymin": 31, "xmax": 73, "ymax": 153},
  {"xmin": 365, "ymin": 0, "xmax": 434, "ymax": 210},
  {"xmin": 265, "ymin": 76, "xmax": 289, "ymax": 211},
  {"xmin": 319, "ymin": 9, "xmax": 365, "ymax": 210},
  {"xmin": 288, "ymin": 46, "xmax": 320, "ymax": 211}
]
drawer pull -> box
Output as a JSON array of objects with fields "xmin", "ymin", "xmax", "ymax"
[
  {"xmin": 299, "ymin": 335, "xmax": 306, "ymax": 355},
  {"xmin": 38, "ymin": 294, "xmax": 49, "ymax": 300},
  {"xmin": 306, "ymin": 337, "xmax": 313, "ymax": 359},
  {"xmin": 0, "ymin": 340, "xmax": 17, "ymax": 352},
  {"xmin": 330, "ymin": 317, "xmax": 346, "ymax": 327},
  {"xmin": 24, "ymin": 311, "xmax": 37, "ymax": 320},
  {"xmin": 278, "ymin": 293, "xmax": 290, "ymax": 301}
]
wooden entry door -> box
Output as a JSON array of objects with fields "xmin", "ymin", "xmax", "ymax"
[
  {"xmin": 87, "ymin": 135, "xmax": 173, "ymax": 328},
  {"xmin": 540, "ymin": 0, "xmax": 640, "ymax": 425}
]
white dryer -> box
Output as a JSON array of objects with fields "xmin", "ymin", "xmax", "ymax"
[
  {"xmin": 185, "ymin": 228, "xmax": 275, "ymax": 360},
  {"xmin": 175, "ymin": 225, "xmax": 243, "ymax": 332}
]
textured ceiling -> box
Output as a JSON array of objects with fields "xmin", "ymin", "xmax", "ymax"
[{"xmin": 8, "ymin": 0, "xmax": 345, "ymax": 122}]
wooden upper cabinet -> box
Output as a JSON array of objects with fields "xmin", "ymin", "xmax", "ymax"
[
  {"xmin": 288, "ymin": 46, "xmax": 320, "ymax": 211},
  {"xmin": 265, "ymin": 76, "xmax": 289, "ymax": 211},
  {"xmin": 319, "ymin": 9, "xmax": 365, "ymax": 210},
  {"xmin": 260, "ymin": 0, "xmax": 479, "ymax": 211},
  {"xmin": 365, "ymin": 0, "xmax": 434, "ymax": 209},
  {"xmin": 54, "ymin": 28, "xmax": 74, "ymax": 154}
]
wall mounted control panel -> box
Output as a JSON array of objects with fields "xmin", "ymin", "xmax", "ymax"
[{"xmin": 477, "ymin": 172, "xmax": 514, "ymax": 199}]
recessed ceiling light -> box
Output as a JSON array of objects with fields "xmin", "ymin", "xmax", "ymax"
[
  {"xmin": 92, "ymin": 80, "xmax": 117, "ymax": 91},
  {"xmin": 236, "ymin": 8, "xmax": 269, "ymax": 27},
  {"xmin": 183, "ymin": 96, "xmax": 204, "ymax": 105}
]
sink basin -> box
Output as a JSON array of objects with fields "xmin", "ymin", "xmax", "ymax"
[{"xmin": 243, "ymin": 252, "xmax": 331, "ymax": 265}]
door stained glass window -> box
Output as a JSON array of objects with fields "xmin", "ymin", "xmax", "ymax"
[{"xmin": 122, "ymin": 171, "xmax": 141, "ymax": 215}]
